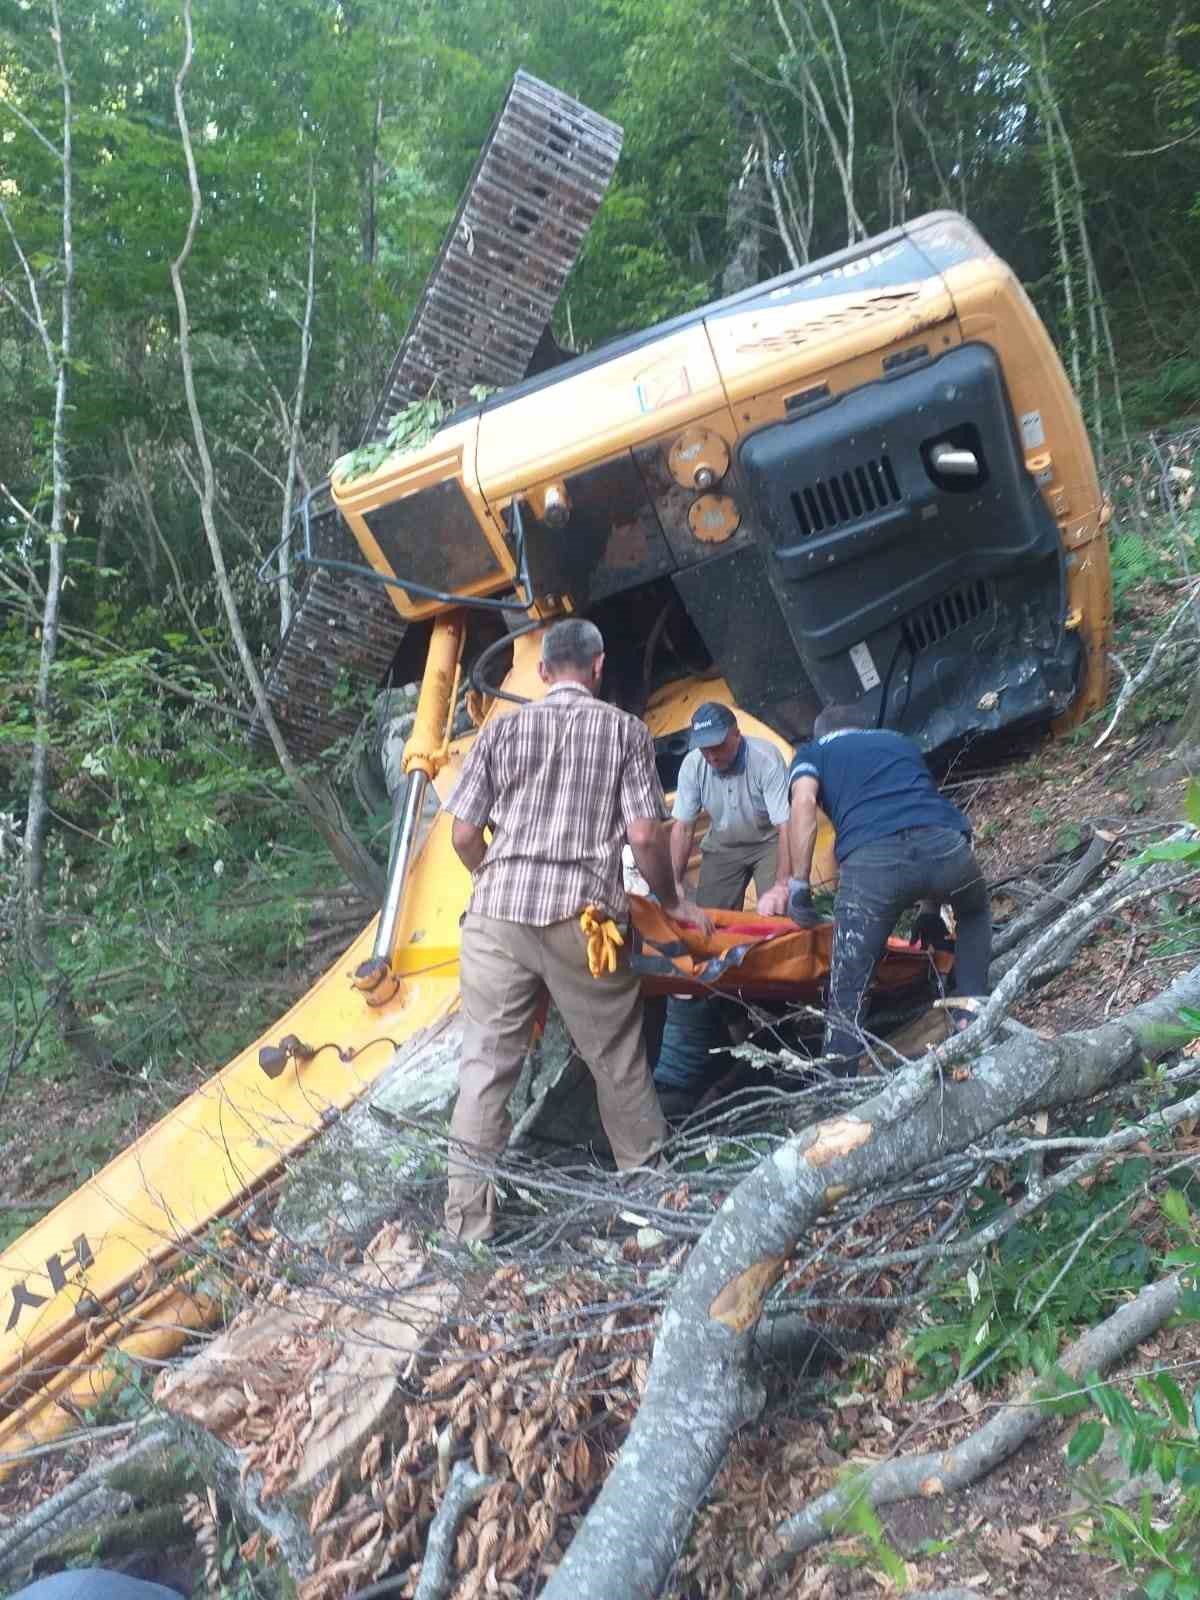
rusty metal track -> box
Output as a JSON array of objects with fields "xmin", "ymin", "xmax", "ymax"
[
  {"xmin": 253, "ymin": 489, "xmax": 404, "ymax": 760},
  {"xmin": 253, "ymin": 73, "xmax": 622, "ymax": 756},
  {"xmin": 365, "ymin": 71, "xmax": 622, "ymax": 435}
]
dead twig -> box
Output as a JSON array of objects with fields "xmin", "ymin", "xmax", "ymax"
[
  {"xmin": 1095, "ymin": 597, "xmax": 1195, "ymax": 749},
  {"xmin": 412, "ymin": 1461, "xmax": 494, "ymax": 1600}
]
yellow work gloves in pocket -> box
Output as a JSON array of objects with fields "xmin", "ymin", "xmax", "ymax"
[{"xmin": 580, "ymin": 905, "xmax": 624, "ymax": 977}]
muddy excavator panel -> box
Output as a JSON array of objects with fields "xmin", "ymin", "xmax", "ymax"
[{"xmin": 732, "ymin": 340, "xmax": 1079, "ymax": 742}]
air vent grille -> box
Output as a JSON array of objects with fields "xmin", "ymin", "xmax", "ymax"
[
  {"xmin": 904, "ymin": 580, "xmax": 991, "ymax": 652},
  {"xmin": 788, "ymin": 454, "xmax": 901, "ymax": 537}
]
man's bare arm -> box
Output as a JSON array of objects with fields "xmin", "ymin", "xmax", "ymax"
[
  {"xmin": 788, "ymin": 777, "xmax": 820, "ymax": 883},
  {"xmin": 451, "ymin": 817, "xmax": 488, "ymax": 873},
  {"xmin": 669, "ymin": 818, "xmax": 696, "ymax": 892},
  {"xmin": 758, "ymin": 779, "xmax": 820, "ymax": 917},
  {"xmin": 627, "ymin": 818, "xmax": 714, "ymax": 935},
  {"xmin": 773, "ymin": 822, "xmax": 792, "ymax": 887}
]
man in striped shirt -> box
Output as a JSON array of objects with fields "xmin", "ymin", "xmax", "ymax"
[{"xmin": 444, "ymin": 618, "xmax": 710, "ymax": 1241}]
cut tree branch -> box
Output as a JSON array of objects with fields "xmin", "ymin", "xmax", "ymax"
[
  {"xmin": 540, "ymin": 945, "xmax": 1200, "ymax": 1600},
  {"xmin": 762, "ymin": 1269, "xmax": 1186, "ymax": 1576},
  {"xmin": 412, "ymin": 1461, "xmax": 493, "ymax": 1600}
]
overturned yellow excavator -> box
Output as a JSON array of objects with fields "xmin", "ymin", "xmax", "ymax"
[{"xmin": 0, "ymin": 72, "xmax": 1109, "ymax": 1475}]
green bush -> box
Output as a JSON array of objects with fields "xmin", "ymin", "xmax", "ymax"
[{"xmin": 909, "ymin": 1150, "xmax": 1156, "ymax": 1394}]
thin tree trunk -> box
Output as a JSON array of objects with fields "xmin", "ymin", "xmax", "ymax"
[
  {"xmin": 814, "ymin": 0, "xmax": 861, "ymax": 236},
  {"xmin": 361, "ymin": 91, "xmax": 383, "ymax": 267},
  {"xmin": 123, "ymin": 428, "xmax": 239, "ymax": 696},
  {"xmin": 906, "ymin": 91, "xmax": 954, "ymax": 212},
  {"xmin": 722, "ymin": 91, "xmax": 763, "ymax": 296},
  {"xmin": 10, "ymin": 4, "xmax": 116, "ymax": 1076},
  {"xmin": 754, "ymin": 114, "xmax": 801, "ymax": 271},
  {"xmin": 1034, "ymin": 53, "xmax": 1103, "ymax": 448},
  {"xmin": 783, "ymin": 101, "xmax": 817, "ymax": 263},
  {"xmin": 277, "ymin": 181, "xmax": 318, "ymax": 640},
  {"xmin": 877, "ymin": 8, "xmax": 909, "ymax": 228},
  {"xmin": 1046, "ymin": 93, "xmax": 1133, "ymax": 462},
  {"xmin": 1029, "ymin": 30, "xmax": 1082, "ymax": 398},
  {"xmin": 769, "ymin": 0, "xmax": 865, "ymax": 245},
  {"xmin": 170, "ymin": 0, "xmax": 384, "ymax": 903},
  {"xmin": 22, "ymin": 0, "xmax": 72, "ymax": 917}
]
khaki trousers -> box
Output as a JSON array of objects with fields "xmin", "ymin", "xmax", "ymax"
[
  {"xmin": 446, "ymin": 911, "xmax": 667, "ymax": 1241},
  {"xmin": 696, "ymin": 834, "xmax": 779, "ymax": 911}
]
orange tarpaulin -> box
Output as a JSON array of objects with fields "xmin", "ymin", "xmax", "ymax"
[{"xmin": 628, "ymin": 897, "xmax": 953, "ymax": 1001}]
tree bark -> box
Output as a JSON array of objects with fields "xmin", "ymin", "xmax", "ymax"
[
  {"xmin": 769, "ymin": 0, "xmax": 866, "ymax": 245},
  {"xmin": 20, "ymin": 0, "xmax": 73, "ymax": 916},
  {"xmin": 721, "ymin": 92, "xmax": 763, "ymax": 297},
  {"xmin": 412, "ymin": 1462, "xmax": 492, "ymax": 1600},
  {"xmin": 276, "ymin": 181, "xmax": 317, "ymax": 640},
  {"xmin": 7, "ymin": 4, "xmax": 117, "ymax": 1076},
  {"xmin": 754, "ymin": 113, "xmax": 801, "ymax": 271},
  {"xmin": 541, "ymin": 961, "xmax": 1200, "ymax": 1600}
]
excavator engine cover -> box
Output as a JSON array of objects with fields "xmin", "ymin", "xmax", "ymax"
[{"xmin": 736, "ymin": 342, "xmax": 1079, "ymax": 744}]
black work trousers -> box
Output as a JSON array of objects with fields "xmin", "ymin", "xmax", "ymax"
[{"xmin": 826, "ymin": 825, "xmax": 992, "ymax": 1067}]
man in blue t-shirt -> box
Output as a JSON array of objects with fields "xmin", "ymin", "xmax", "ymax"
[{"xmin": 757, "ymin": 703, "xmax": 991, "ymax": 1069}]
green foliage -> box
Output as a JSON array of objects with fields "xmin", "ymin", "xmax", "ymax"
[
  {"xmin": 1122, "ymin": 357, "xmax": 1200, "ymax": 431},
  {"xmin": 85, "ymin": 1349, "xmax": 157, "ymax": 1428},
  {"xmin": 824, "ymin": 1470, "xmax": 910, "ymax": 1588},
  {"xmin": 1056, "ymin": 822, "xmax": 1084, "ymax": 853},
  {"xmin": 0, "ymin": 616, "xmax": 343, "ymax": 1086},
  {"xmin": 1110, "ymin": 531, "xmax": 1174, "ymax": 607},
  {"xmin": 1068, "ymin": 1366, "xmax": 1200, "ymax": 1598},
  {"xmin": 334, "ymin": 393, "xmax": 449, "ymax": 483},
  {"xmin": 909, "ymin": 1149, "xmax": 1156, "ymax": 1394},
  {"xmin": 1137, "ymin": 783, "xmax": 1200, "ymax": 953}
]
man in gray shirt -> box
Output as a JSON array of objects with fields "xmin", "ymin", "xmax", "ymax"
[{"xmin": 670, "ymin": 702, "xmax": 792, "ymax": 910}]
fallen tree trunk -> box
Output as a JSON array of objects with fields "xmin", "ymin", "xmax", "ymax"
[
  {"xmin": 541, "ymin": 961, "xmax": 1200, "ymax": 1600},
  {"xmin": 762, "ymin": 1268, "xmax": 1186, "ymax": 1576}
]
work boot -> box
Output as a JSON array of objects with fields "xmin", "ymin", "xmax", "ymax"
[{"xmin": 655, "ymin": 1086, "xmax": 701, "ymax": 1123}]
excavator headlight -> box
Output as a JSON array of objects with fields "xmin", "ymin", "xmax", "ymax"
[{"xmin": 542, "ymin": 484, "xmax": 571, "ymax": 529}]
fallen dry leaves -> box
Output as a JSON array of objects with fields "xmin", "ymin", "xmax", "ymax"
[{"xmin": 159, "ymin": 1224, "xmax": 656, "ymax": 1600}]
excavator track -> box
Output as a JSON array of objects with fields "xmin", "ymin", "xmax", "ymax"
[{"xmin": 252, "ymin": 72, "xmax": 623, "ymax": 755}]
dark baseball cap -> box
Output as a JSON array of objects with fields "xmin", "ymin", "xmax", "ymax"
[{"xmin": 689, "ymin": 701, "xmax": 737, "ymax": 749}]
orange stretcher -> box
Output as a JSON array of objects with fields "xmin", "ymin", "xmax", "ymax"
[{"xmin": 628, "ymin": 897, "xmax": 953, "ymax": 1001}]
